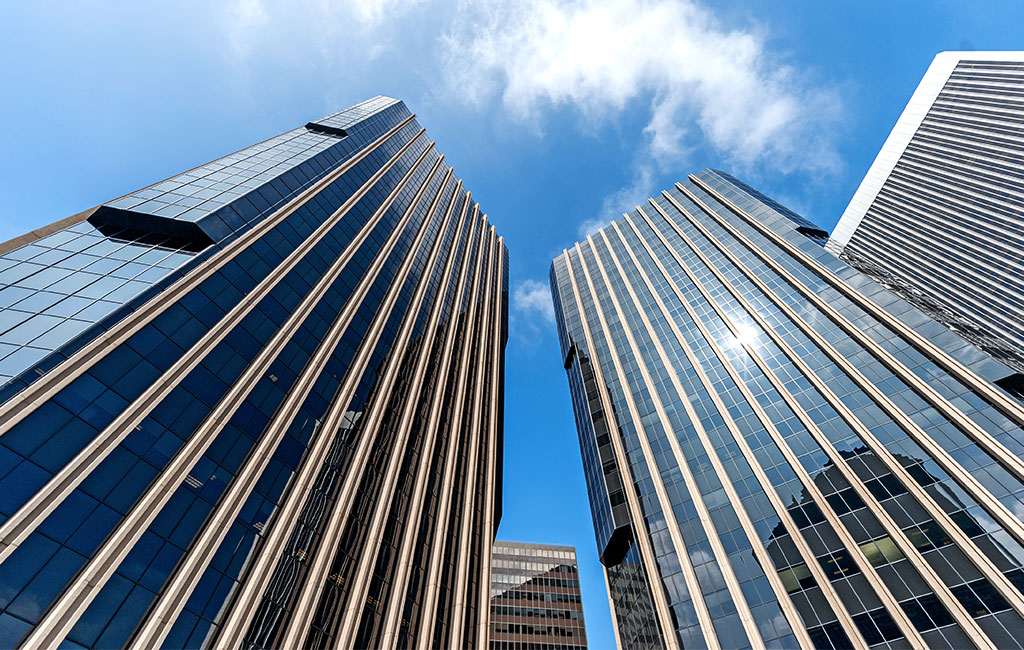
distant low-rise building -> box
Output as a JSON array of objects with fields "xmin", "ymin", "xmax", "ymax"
[{"xmin": 490, "ymin": 541, "xmax": 588, "ymax": 650}]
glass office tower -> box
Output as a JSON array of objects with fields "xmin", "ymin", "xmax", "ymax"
[
  {"xmin": 827, "ymin": 51, "xmax": 1024, "ymax": 375},
  {"xmin": 488, "ymin": 541, "xmax": 587, "ymax": 649},
  {"xmin": 0, "ymin": 96, "xmax": 508, "ymax": 650},
  {"xmin": 550, "ymin": 168, "xmax": 1024, "ymax": 650}
]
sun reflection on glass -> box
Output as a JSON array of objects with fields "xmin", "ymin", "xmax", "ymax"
[{"xmin": 730, "ymin": 324, "xmax": 760, "ymax": 349}]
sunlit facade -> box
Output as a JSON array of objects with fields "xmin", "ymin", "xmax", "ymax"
[
  {"xmin": 0, "ymin": 97, "xmax": 508, "ymax": 649},
  {"xmin": 551, "ymin": 168, "xmax": 1024, "ymax": 650}
]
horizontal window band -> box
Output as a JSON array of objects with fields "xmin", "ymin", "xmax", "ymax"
[
  {"xmin": 87, "ymin": 206, "xmax": 215, "ymax": 253},
  {"xmin": 305, "ymin": 122, "xmax": 348, "ymax": 138}
]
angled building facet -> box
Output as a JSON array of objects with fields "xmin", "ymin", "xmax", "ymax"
[
  {"xmin": 828, "ymin": 51, "xmax": 1024, "ymax": 375},
  {"xmin": 0, "ymin": 97, "xmax": 508, "ymax": 649},
  {"xmin": 551, "ymin": 169, "xmax": 1024, "ymax": 650}
]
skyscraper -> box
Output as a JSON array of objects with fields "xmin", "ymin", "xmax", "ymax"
[
  {"xmin": 0, "ymin": 96, "xmax": 508, "ymax": 650},
  {"xmin": 827, "ymin": 51, "xmax": 1024, "ymax": 375},
  {"xmin": 488, "ymin": 541, "xmax": 587, "ymax": 650},
  {"xmin": 550, "ymin": 168, "xmax": 1024, "ymax": 650}
]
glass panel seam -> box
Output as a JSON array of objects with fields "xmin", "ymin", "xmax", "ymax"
[
  {"xmin": 629, "ymin": 206, "xmax": 934, "ymax": 648},
  {"xmin": 134, "ymin": 162, "xmax": 457, "ymax": 649},
  {"xmin": 574, "ymin": 242, "xmax": 715, "ymax": 650},
  {"xmin": 585, "ymin": 234, "xmax": 766, "ymax": 650},
  {"xmin": 414, "ymin": 210, "xmax": 495, "ymax": 648},
  {"xmin": 375, "ymin": 194, "xmax": 482, "ymax": 648},
  {"xmin": 688, "ymin": 177, "xmax": 1024, "ymax": 434},
  {"xmin": 602, "ymin": 222, "xmax": 827, "ymax": 650},
  {"xmin": 20, "ymin": 147, "xmax": 446, "ymax": 650}
]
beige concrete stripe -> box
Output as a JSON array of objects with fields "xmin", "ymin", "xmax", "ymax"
[
  {"xmin": 612, "ymin": 216, "xmax": 872, "ymax": 648},
  {"xmin": 558, "ymin": 249, "xmax": 683, "ymax": 650},
  {"xmin": 0, "ymin": 115, "xmax": 417, "ymax": 434},
  {"xmin": 21, "ymin": 153, "xmax": 449, "ymax": 650},
  {"xmin": 447, "ymin": 227, "xmax": 499, "ymax": 645},
  {"xmin": 0, "ymin": 131, "xmax": 431, "ymax": 567},
  {"xmin": 314, "ymin": 182, "xmax": 471, "ymax": 648},
  {"xmin": 415, "ymin": 219, "xmax": 495, "ymax": 649},
  {"xmin": 623, "ymin": 208, "xmax": 930, "ymax": 648},
  {"xmin": 602, "ymin": 567, "xmax": 625, "ymax": 650},
  {"xmin": 677, "ymin": 183, "xmax": 1024, "ymax": 557},
  {"xmin": 631, "ymin": 204, "xmax": 980, "ymax": 649},
  {"xmin": 374, "ymin": 202, "xmax": 486, "ymax": 650},
  {"xmin": 410, "ymin": 214, "xmax": 488, "ymax": 649},
  {"xmin": 687, "ymin": 177, "xmax": 1024, "ymax": 466},
  {"xmin": 585, "ymin": 234, "xmax": 767, "ymax": 650},
  {"xmin": 475, "ymin": 236, "xmax": 505, "ymax": 649},
  {"xmin": 0, "ymin": 206, "xmax": 97, "ymax": 256},
  {"xmin": 600, "ymin": 224, "xmax": 821, "ymax": 649},
  {"xmin": 655, "ymin": 192, "xmax": 1024, "ymax": 619},
  {"xmin": 572, "ymin": 243, "xmax": 709, "ymax": 650},
  {"xmin": 208, "ymin": 187, "xmax": 473, "ymax": 650},
  {"xmin": 271, "ymin": 208, "xmax": 480, "ymax": 650},
  {"xmin": 130, "ymin": 166, "xmax": 461, "ymax": 649}
]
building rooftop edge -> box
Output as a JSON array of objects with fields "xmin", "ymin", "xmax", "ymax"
[
  {"xmin": 494, "ymin": 540, "xmax": 578, "ymax": 552},
  {"xmin": 827, "ymin": 51, "xmax": 1024, "ymax": 254}
]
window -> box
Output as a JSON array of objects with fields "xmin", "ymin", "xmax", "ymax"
[
  {"xmin": 859, "ymin": 536, "xmax": 904, "ymax": 567},
  {"xmin": 777, "ymin": 563, "xmax": 815, "ymax": 593},
  {"xmin": 818, "ymin": 550, "xmax": 861, "ymax": 581}
]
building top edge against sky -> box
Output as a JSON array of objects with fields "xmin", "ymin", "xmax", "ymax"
[
  {"xmin": 823, "ymin": 50, "xmax": 1024, "ymax": 377},
  {"xmin": 552, "ymin": 167, "xmax": 1023, "ymax": 399},
  {"xmin": 827, "ymin": 51, "xmax": 1024, "ymax": 253},
  {"xmin": 493, "ymin": 540, "xmax": 578, "ymax": 553},
  {"xmin": 549, "ymin": 161, "xmax": 1024, "ymax": 649},
  {"xmin": 0, "ymin": 96, "xmax": 472, "ymax": 399}
]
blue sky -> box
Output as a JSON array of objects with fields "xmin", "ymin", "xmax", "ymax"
[{"xmin": 2, "ymin": 1, "xmax": 1022, "ymax": 647}]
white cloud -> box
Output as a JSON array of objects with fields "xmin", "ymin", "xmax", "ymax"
[
  {"xmin": 442, "ymin": 0, "xmax": 843, "ymax": 224},
  {"xmin": 222, "ymin": 0, "xmax": 424, "ymax": 63},
  {"xmin": 226, "ymin": 0, "xmax": 269, "ymax": 57},
  {"xmin": 344, "ymin": 0, "xmax": 424, "ymax": 26},
  {"xmin": 217, "ymin": 0, "xmax": 842, "ymax": 236},
  {"xmin": 510, "ymin": 278, "xmax": 556, "ymax": 347},
  {"xmin": 513, "ymin": 279, "xmax": 555, "ymax": 323}
]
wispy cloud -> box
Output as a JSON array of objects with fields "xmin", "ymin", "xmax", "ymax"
[
  {"xmin": 442, "ymin": 0, "xmax": 843, "ymax": 225},
  {"xmin": 511, "ymin": 279, "xmax": 555, "ymax": 345},
  {"xmin": 222, "ymin": 0, "xmax": 424, "ymax": 63},
  {"xmin": 219, "ymin": 0, "xmax": 843, "ymax": 238},
  {"xmin": 226, "ymin": 0, "xmax": 269, "ymax": 58},
  {"xmin": 514, "ymin": 279, "xmax": 555, "ymax": 323}
]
